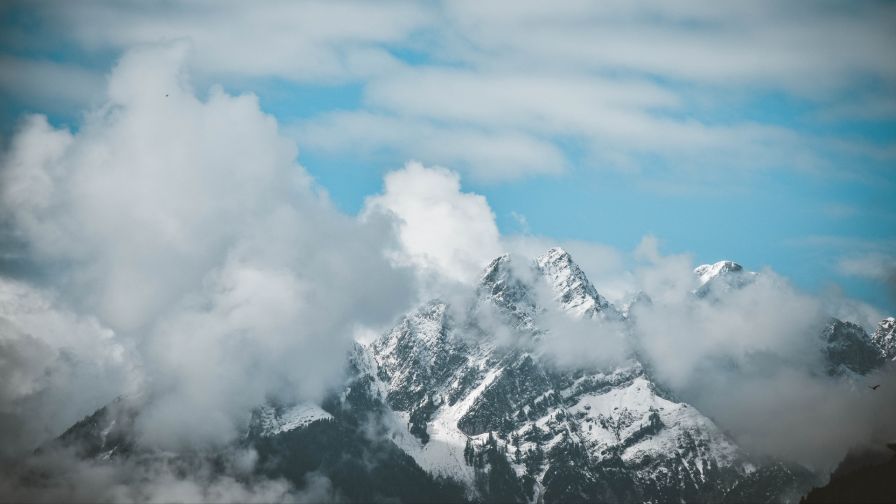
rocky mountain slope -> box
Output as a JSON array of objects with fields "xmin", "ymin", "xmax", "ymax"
[
  {"xmin": 32, "ymin": 250, "xmax": 895, "ymax": 503},
  {"xmin": 871, "ymin": 317, "xmax": 896, "ymax": 361},
  {"xmin": 366, "ymin": 251, "xmax": 818, "ymax": 502}
]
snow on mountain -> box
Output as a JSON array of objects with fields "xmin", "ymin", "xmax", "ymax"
[
  {"xmin": 871, "ymin": 317, "xmax": 896, "ymax": 361},
  {"xmin": 50, "ymin": 248, "xmax": 869, "ymax": 502},
  {"xmin": 695, "ymin": 261, "xmax": 745, "ymax": 285},
  {"xmin": 693, "ymin": 260, "xmax": 757, "ymax": 298},
  {"xmin": 253, "ymin": 403, "xmax": 333, "ymax": 437},
  {"xmin": 368, "ymin": 248, "xmax": 774, "ymax": 501},
  {"xmin": 535, "ymin": 247, "xmax": 620, "ymax": 320},
  {"xmin": 569, "ymin": 376, "xmax": 740, "ymax": 468},
  {"xmin": 477, "ymin": 253, "xmax": 539, "ymax": 330}
]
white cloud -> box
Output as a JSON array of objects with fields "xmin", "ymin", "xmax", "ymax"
[
  {"xmin": 7, "ymin": 1, "xmax": 895, "ymax": 182},
  {"xmin": 441, "ymin": 0, "xmax": 896, "ymax": 92},
  {"xmin": 838, "ymin": 252, "xmax": 896, "ymax": 282},
  {"xmin": 45, "ymin": 1, "xmax": 430, "ymax": 83},
  {"xmin": 363, "ymin": 162, "xmax": 502, "ymax": 286},
  {"xmin": 838, "ymin": 252, "xmax": 896, "ymax": 303},
  {"xmin": 0, "ymin": 278, "xmax": 139, "ymax": 457},
  {"xmin": 0, "ymin": 43, "xmax": 416, "ymax": 450},
  {"xmin": 295, "ymin": 111, "xmax": 566, "ymax": 181}
]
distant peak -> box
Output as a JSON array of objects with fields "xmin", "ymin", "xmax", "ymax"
[{"xmin": 694, "ymin": 260, "xmax": 744, "ymax": 285}]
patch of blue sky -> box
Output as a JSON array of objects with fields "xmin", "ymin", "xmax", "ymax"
[{"xmin": 230, "ymin": 79, "xmax": 364, "ymax": 123}]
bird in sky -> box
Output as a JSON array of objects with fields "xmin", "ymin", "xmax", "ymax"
[{"xmin": 869, "ymin": 384, "xmax": 881, "ymax": 390}]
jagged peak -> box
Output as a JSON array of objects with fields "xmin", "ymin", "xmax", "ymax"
[
  {"xmin": 871, "ymin": 316, "xmax": 896, "ymax": 361},
  {"xmin": 821, "ymin": 317, "xmax": 887, "ymax": 375},
  {"xmin": 694, "ymin": 260, "xmax": 744, "ymax": 285},
  {"xmin": 622, "ymin": 291, "xmax": 653, "ymax": 317},
  {"xmin": 536, "ymin": 247, "xmax": 619, "ymax": 319},
  {"xmin": 480, "ymin": 253, "xmax": 511, "ymax": 276},
  {"xmin": 540, "ymin": 246, "xmax": 572, "ymax": 262},
  {"xmin": 693, "ymin": 260, "xmax": 757, "ymax": 299}
]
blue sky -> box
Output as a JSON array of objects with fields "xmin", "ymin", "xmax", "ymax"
[{"xmin": 1, "ymin": 1, "xmax": 894, "ymax": 314}]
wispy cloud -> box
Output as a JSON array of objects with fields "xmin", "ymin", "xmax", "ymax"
[{"xmin": 4, "ymin": 1, "xmax": 894, "ymax": 182}]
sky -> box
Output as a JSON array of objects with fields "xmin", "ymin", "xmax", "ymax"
[{"xmin": 1, "ymin": 1, "xmax": 894, "ymax": 315}]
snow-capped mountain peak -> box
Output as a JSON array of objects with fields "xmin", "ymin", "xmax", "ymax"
[
  {"xmin": 252, "ymin": 402, "xmax": 333, "ymax": 437},
  {"xmin": 361, "ymin": 249, "xmax": 786, "ymax": 502},
  {"xmin": 693, "ymin": 260, "xmax": 757, "ymax": 298},
  {"xmin": 694, "ymin": 260, "xmax": 744, "ymax": 285},
  {"xmin": 477, "ymin": 253, "xmax": 538, "ymax": 329},
  {"xmin": 535, "ymin": 247, "xmax": 619, "ymax": 319}
]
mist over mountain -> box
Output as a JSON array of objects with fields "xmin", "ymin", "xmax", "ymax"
[{"xmin": 1, "ymin": 18, "xmax": 895, "ymax": 504}]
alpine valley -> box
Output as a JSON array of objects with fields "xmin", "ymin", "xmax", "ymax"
[{"xmin": 27, "ymin": 249, "xmax": 896, "ymax": 503}]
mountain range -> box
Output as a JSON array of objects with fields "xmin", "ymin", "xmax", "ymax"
[{"xmin": 32, "ymin": 248, "xmax": 896, "ymax": 503}]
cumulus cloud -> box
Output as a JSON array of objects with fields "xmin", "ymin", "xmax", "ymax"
[
  {"xmin": 363, "ymin": 162, "xmax": 502, "ymax": 286},
  {"xmin": 0, "ymin": 42, "xmax": 416, "ymax": 451}
]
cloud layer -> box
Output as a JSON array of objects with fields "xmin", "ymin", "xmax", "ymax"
[{"xmin": 4, "ymin": 1, "xmax": 894, "ymax": 181}]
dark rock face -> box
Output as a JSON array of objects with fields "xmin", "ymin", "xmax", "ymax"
[
  {"xmin": 47, "ymin": 396, "xmax": 141, "ymax": 460},
  {"xmin": 252, "ymin": 420, "xmax": 466, "ymax": 504},
  {"xmin": 41, "ymin": 344, "xmax": 468, "ymax": 504},
  {"xmin": 821, "ymin": 319, "xmax": 886, "ymax": 375}
]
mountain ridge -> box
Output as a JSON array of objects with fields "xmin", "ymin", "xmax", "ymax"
[{"xmin": 29, "ymin": 247, "xmax": 895, "ymax": 503}]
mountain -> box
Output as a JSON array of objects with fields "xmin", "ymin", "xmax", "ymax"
[
  {"xmin": 821, "ymin": 319, "xmax": 886, "ymax": 376},
  {"xmin": 693, "ymin": 260, "xmax": 889, "ymax": 377},
  {"xmin": 43, "ymin": 343, "xmax": 467, "ymax": 503},
  {"xmin": 871, "ymin": 317, "xmax": 896, "ymax": 361},
  {"xmin": 368, "ymin": 250, "xmax": 815, "ymax": 502},
  {"xmin": 34, "ymin": 248, "xmax": 896, "ymax": 503},
  {"xmin": 693, "ymin": 260, "xmax": 757, "ymax": 299}
]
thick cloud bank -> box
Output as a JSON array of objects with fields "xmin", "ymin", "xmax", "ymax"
[{"xmin": 0, "ymin": 43, "xmax": 415, "ymax": 452}]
